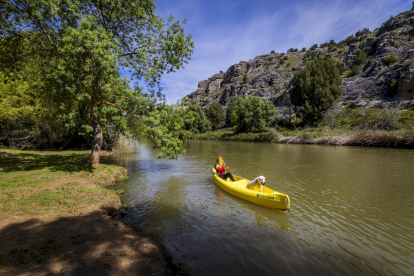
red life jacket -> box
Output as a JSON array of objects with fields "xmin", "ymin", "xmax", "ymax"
[{"xmin": 216, "ymin": 164, "xmax": 225, "ymax": 175}]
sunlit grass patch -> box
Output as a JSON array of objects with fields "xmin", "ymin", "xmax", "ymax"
[{"xmin": 0, "ymin": 150, "xmax": 127, "ymax": 216}]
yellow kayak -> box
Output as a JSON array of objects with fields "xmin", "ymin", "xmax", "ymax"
[{"xmin": 212, "ymin": 168, "xmax": 290, "ymax": 211}]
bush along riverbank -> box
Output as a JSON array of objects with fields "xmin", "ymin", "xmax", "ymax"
[
  {"xmin": 191, "ymin": 128, "xmax": 414, "ymax": 149},
  {"xmin": 0, "ymin": 149, "xmax": 167, "ymax": 275}
]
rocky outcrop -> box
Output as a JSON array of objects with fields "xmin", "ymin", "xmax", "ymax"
[{"xmin": 183, "ymin": 8, "xmax": 414, "ymax": 116}]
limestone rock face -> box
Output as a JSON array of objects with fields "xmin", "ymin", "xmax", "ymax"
[{"xmin": 183, "ymin": 9, "xmax": 414, "ymax": 114}]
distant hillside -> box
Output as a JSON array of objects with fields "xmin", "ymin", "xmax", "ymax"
[{"xmin": 182, "ymin": 8, "xmax": 414, "ymax": 119}]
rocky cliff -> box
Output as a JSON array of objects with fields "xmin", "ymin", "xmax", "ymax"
[{"xmin": 183, "ymin": 9, "xmax": 414, "ymax": 118}]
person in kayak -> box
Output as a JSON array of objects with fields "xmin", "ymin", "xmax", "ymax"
[{"xmin": 215, "ymin": 156, "xmax": 235, "ymax": 181}]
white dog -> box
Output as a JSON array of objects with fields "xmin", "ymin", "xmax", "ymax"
[{"xmin": 246, "ymin": 176, "xmax": 266, "ymax": 192}]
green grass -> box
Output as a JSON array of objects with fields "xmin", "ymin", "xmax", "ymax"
[
  {"xmin": 190, "ymin": 108, "xmax": 414, "ymax": 147},
  {"xmin": 333, "ymin": 108, "xmax": 414, "ymax": 130},
  {"xmin": 0, "ymin": 150, "xmax": 127, "ymax": 216},
  {"xmin": 192, "ymin": 128, "xmax": 275, "ymax": 142}
]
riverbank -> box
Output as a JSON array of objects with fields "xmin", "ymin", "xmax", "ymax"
[
  {"xmin": 191, "ymin": 128, "xmax": 414, "ymax": 149},
  {"xmin": 0, "ymin": 149, "xmax": 167, "ymax": 275}
]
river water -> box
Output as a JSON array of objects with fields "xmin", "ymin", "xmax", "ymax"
[{"xmin": 110, "ymin": 140, "xmax": 414, "ymax": 276}]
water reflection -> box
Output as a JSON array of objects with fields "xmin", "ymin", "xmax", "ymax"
[
  {"xmin": 110, "ymin": 140, "xmax": 414, "ymax": 276},
  {"xmin": 214, "ymin": 189, "xmax": 291, "ymax": 231}
]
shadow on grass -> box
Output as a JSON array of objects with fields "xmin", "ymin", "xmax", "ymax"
[
  {"xmin": 0, "ymin": 151, "xmax": 94, "ymax": 173},
  {"xmin": 0, "ymin": 210, "xmax": 168, "ymax": 275}
]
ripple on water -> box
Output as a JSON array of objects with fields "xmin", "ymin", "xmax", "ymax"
[{"xmin": 111, "ymin": 141, "xmax": 414, "ymax": 275}]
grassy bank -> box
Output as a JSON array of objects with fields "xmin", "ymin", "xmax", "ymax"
[
  {"xmin": 0, "ymin": 150, "xmax": 127, "ymax": 216},
  {"xmin": 191, "ymin": 127, "xmax": 414, "ymax": 148},
  {"xmin": 0, "ymin": 149, "xmax": 167, "ymax": 275}
]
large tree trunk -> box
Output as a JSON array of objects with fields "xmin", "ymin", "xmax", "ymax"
[{"xmin": 88, "ymin": 94, "xmax": 102, "ymax": 168}]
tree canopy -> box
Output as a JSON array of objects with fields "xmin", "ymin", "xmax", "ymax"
[
  {"xmin": 0, "ymin": 0, "xmax": 194, "ymax": 166},
  {"xmin": 290, "ymin": 59, "xmax": 342, "ymax": 125},
  {"xmin": 183, "ymin": 104, "xmax": 211, "ymax": 134},
  {"xmin": 233, "ymin": 96, "xmax": 276, "ymax": 133},
  {"xmin": 206, "ymin": 101, "xmax": 225, "ymax": 130}
]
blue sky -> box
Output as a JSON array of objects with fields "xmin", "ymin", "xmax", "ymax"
[{"xmin": 139, "ymin": 0, "xmax": 411, "ymax": 104}]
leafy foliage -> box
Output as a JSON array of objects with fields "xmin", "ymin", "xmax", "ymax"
[
  {"xmin": 206, "ymin": 101, "xmax": 225, "ymax": 130},
  {"xmin": 143, "ymin": 104, "xmax": 189, "ymax": 159},
  {"xmin": 0, "ymin": 0, "xmax": 194, "ymax": 165},
  {"xmin": 290, "ymin": 59, "xmax": 342, "ymax": 125},
  {"xmin": 332, "ymin": 108, "xmax": 411, "ymax": 130},
  {"xmin": 384, "ymin": 55, "xmax": 399, "ymax": 66},
  {"xmin": 183, "ymin": 104, "xmax": 211, "ymax": 134},
  {"xmin": 310, "ymin": 44, "xmax": 318, "ymax": 51},
  {"xmin": 233, "ymin": 96, "xmax": 276, "ymax": 133},
  {"xmin": 354, "ymin": 50, "xmax": 368, "ymax": 66},
  {"xmin": 225, "ymin": 97, "xmax": 237, "ymax": 127}
]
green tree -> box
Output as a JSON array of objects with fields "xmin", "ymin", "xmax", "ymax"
[
  {"xmin": 183, "ymin": 104, "xmax": 211, "ymax": 134},
  {"xmin": 233, "ymin": 96, "xmax": 276, "ymax": 133},
  {"xmin": 143, "ymin": 104, "xmax": 189, "ymax": 159},
  {"xmin": 206, "ymin": 101, "xmax": 225, "ymax": 130},
  {"xmin": 225, "ymin": 97, "xmax": 237, "ymax": 127},
  {"xmin": 1, "ymin": 0, "xmax": 194, "ymax": 167},
  {"xmin": 290, "ymin": 59, "xmax": 342, "ymax": 125}
]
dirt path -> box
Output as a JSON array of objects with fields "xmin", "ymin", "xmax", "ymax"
[
  {"xmin": 0, "ymin": 211, "xmax": 167, "ymax": 276},
  {"xmin": 0, "ymin": 150, "xmax": 169, "ymax": 275}
]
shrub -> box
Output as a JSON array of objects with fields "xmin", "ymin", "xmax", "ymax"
[
  {"xmin": 290, "ymin": 59, "xmax": 342, "ymax": 125},
  {"xmin": 206, "ymin": 101, "xmax": 225, "ymax": 130},
  {"xmin": 225, "ymin": 97, "xmax": 237, "ymax": 127},
  {"xmin": 384, "ymin": 54, "xmax": 399, "ymax": 66},
  {"xmin": 356, "ymin": 28, "xmax": 370, "ymax": 37},
  {"xmin": 183, "ymin": 104, "xmax": 211, "ymax": 134},
  {"xmin": 334, "ymin": 108, "xmax": 399, "ymax": 130},
  {"xmin": 404, "ymin": 60, "xmax": 414, "ymax": 67},
  {"xmin": 233, "ymin": 96, "xmax": 276, "ymax": 133},
  {"xmin": 346, "ymin": 65, "xmax": 361, "ymax": 77},
  {"xmin": 354, "ymin": 50, "xmax": 368, "ymax": 66},
  {"xmin": 397, "ymin": 110, "xmax": 414, "ymax": 129}
]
